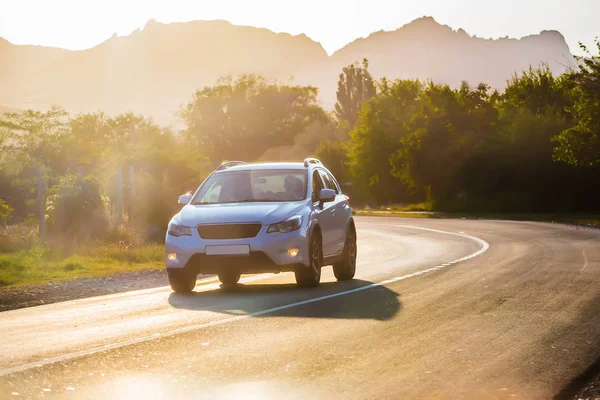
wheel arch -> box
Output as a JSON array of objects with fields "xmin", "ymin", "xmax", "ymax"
[
  {"xmin": 346, "ymin": 217, "xmax": 356, "ymax": 236},
  {"xmin": 310, "ymin": 222, "xmax": 322, "ymax": 241}
]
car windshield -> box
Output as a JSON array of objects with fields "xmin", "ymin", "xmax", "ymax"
[{"xmin": 191, "ymin": 169, "xmax": 308, "ymax": 204}]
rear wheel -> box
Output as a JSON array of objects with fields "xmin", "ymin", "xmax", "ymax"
[
  {"xmin": 333, "ymin": 226, "xmax": 357, "ymax": 281},
  {"xmin": 218, "ymin": 270, "xmax": 241, "ymax": 286},
  {"xmin": 295, "ymin": 232, "xmax": 322, "ymax": 287},
  {"xmin": 168, "ymin": 270, "xmax": 196, "ymax": 293}
]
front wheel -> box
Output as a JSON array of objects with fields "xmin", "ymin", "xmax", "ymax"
[
  {"xmin": 333, "ymin": 227, "xmax": 357, "ymax": 281},
  {"xmin": 295, "ymin": 233, "xmax": 322, "ymax": 287},
  {"xmin": 218, "ymin": 270, "xmax": 241, "ymax": 286},
  {"xmin": 168, "ymin": 270, "xmax": 196, "ymax": 293}
]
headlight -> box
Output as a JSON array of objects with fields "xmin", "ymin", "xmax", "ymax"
[
  {"xmin": 168, "ymin": 221, "xmax": 193, "ymax": 237},
  {"xmin": 267, "ymin": 215, "xmax": 303, "ymax": 233}
]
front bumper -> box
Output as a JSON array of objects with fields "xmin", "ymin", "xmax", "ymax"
[{"xmin": 165, "ymin": 224, "xmax": 310, "ymax": 274}]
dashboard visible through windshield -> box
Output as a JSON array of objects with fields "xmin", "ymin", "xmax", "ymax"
[{"xmin": 191, "ymin": 169, "xmax": 308, "ymax": 204}]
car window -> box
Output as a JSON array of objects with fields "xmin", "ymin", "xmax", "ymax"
[
  {"xmin": 199, "ymin": 180, "xmax": 223, "ymax": 203},
  {"xmin": 192, "ymin": 169, "xmax": 307, "ymax": 204},
  {"xmin": 328, "ymin": 172, "xmax": 342, "ymax": 194},
  {"xmin": 318, "ymin": 169, "xmax": 339, "ymax": 194},
  {"xmin": 311, "ymin": 170, "xmax": 324, "ymax": 203}
]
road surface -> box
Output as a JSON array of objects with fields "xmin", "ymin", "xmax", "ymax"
[{"xmin": 0, "ymin": 217, "xmax": 599, "ymax": 399}]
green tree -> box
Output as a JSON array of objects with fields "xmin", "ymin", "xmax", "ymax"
[
  {"xmin": 0, "ymin": 107, "xmax": 70, "ymax": 225},
  {"xmin": 554, "ymin": 39, "xmax": 600, "ymax": 167},
  {"xmin": 482, "ymin": 67, "xmax": 574, "ymax": 211},
  {"xmin": 334, "ymin": 59, "xmax": 376, "ymax": 131},
  {"xmin": 0, "ymin": 106, "xmax": 69, "ymax": 174},
  {"xmin": 66, "ymin": 112, "xmax": 113, "ymax": 174},
  {"xmin": 503, "ymin": 64, "xmax": 572, "ymax": 115},
  {"xmin": 49, "ymin": 111, "xmax": 207, "ymax": 238},
  {"xmin": 131, "ymin": 124, "xmax": 208, "ymax": 240},
  {"xmin": 392, "ymin": 82, "xmax": 498, "ymax": 203},
  {"xmin": 181, "ymin": 75, "xmax": 325, "ymax": 163},
  {"xmin": 348, "ymin": 78, "xmax": 422, "ymax": 204},
  {"xmin": 45, "ymin": 174, "xmax": 108, "ymax": 242}
]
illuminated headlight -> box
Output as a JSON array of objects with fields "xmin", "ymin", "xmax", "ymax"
[
  {"xmin": 168, "ymin": 221, "xmax": 192, "ymax": 237},
  {"xmin": 267, "ymin": 215, "xmax": 303, "ymax": 233}
]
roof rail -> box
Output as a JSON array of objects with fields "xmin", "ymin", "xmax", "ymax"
[
  {"xmin": 216, "ymin": 161, "xmax": 248, "ymax": 171},
  {"xmin": 303, "ymin": 158, "xmax": 322, "ymax": 167}
]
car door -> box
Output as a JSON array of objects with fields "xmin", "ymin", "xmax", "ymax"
[
  {"xmin": 311, "ymin": 170, "xmax": 336, "ymax": 257},
  {"xmin": 318, "ymin": 169, "xmax": 348, "ymax": 255}
]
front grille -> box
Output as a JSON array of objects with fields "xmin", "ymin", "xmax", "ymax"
[{"xmin": 197, "ymin": 224, "xmax": 262, "ymax": 239}]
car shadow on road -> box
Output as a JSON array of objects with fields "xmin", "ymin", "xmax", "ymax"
[{"xmin": 167, "ymin": 278, "xmax": 401, "ymax": 321}]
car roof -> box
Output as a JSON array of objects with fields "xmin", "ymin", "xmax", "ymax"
[{"xmin": 215, "ymin": 162, "xmax": 308, "ymax": 172}]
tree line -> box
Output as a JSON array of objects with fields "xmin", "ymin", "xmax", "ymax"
[
  {"xmin": 1, "ymin": 41, "xmax": 599, "ymax": 243},
  {"xmin": 324, "ymin": 43, "xmax": 600, "ymax": 212}
]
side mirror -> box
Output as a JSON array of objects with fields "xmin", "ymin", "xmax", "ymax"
[
  {"xmin": 319, "ymin": 188, "xmax": 336, "ymax": 203},
  {"xmin": 178, "ymin": 193, "xmax": 192, "ymax": 205}
]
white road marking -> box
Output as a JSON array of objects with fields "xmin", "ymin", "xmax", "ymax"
[
  {"xmin": 0, "ymin": 225, "xmax": 489, "ymax": 377},
  {"xmin": 581, "ymin": 249, "xmax": 589, "ymax": 271}
]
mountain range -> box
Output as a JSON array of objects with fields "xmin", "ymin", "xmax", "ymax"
[{"xmin": 0, "ymin": 17, "xmax": 575, "ymax": 126}]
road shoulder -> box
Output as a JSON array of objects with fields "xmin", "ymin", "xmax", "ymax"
[{"xmin": 0, "ymin": 270, "xmax": 210, "ymax": 312}]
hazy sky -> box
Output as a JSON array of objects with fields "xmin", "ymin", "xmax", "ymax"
[{"xmin": 0, "ymin": 0, "xmax": 597, "ymax": 55}]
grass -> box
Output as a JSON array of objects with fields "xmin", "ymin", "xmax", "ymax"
[
  {"xmin": 358, "ymin": 202, "xmax": 436, "ymax": 213},
  {"xmin": 0, "ymin": 242, "xmax": 164, "ymax": 288}
]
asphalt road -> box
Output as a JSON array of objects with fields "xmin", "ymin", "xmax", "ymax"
[{"xmin": 0, "ymin": 217, "xmax": 599, "ymax": 399}]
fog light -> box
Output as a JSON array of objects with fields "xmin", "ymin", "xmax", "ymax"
[
  {"xmin": 288, "ymin": 248, "xmax": 299, "ymax": 257},
  {"xmin": 167, "ymin": 253, "xmax": 177, "ymax": 261}
]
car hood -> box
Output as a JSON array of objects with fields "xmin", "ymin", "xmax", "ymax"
[{"xmin": 175, "ymin": 201, "xmax": 307, "ymax": 226}]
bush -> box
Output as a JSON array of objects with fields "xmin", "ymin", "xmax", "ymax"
[
  {"xmin": 46, "ymin": 175, "xmax": 109, "ymax": 241},
  {"xmin": 0, "ymin": 199, "xmax": 13, "ymax": 225},
  {"xmin": 0, "ymin": 225, "xmax": 38, "ymax": 253},
  {"xmin": 132, "ymin": 170, "xmax": 182, "ymax": 242},
  {"xmin": 100, "ymin": 223, "xmax": 141, "ymax": 245}
]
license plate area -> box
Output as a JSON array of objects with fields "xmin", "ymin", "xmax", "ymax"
[{"xmin": 205, "ymin": 244, "xmax": 250, "ymax": 256}]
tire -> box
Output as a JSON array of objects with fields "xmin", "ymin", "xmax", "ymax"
[
  {"xmin": 168, "ymin": 270, "xmax": 196, "ymax": 293},
  {"xmin": 218, "ymin": 270, "xmax": 241, "ymax": 286},
  {"xmin": 333, "ymin": 226, "xmax": 357, "ymax": 281},
  {"xmin": 295, "ymin": 232, "xmax": 322, "ymax": 287}
]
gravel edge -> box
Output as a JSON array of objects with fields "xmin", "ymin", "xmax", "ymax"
[{"xmin": 0, "ymin": 270, "xmax": 211, "ymax": 312}]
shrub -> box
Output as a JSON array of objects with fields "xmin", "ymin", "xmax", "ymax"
[
  {"xmin": 0, "ymin": 199, "xmax": 13, "ymax": 225},
  {"xmin": 46, "ymin": 175, "xmax": 109, "ymax": 241},
  {"xmin": 132, "ymin": 171, "xmax": 181, "ymax": 242},
  {"xmin": 0, "ymin": 224, "xmax": 38, "ymax": 253}
]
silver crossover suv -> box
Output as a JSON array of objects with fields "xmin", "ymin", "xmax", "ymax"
[{"xmin": 165, "ymin": 158, "xmax": 357, "ymax": 292}]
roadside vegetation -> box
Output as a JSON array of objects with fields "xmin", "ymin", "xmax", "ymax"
[
  {"xmin": 1, "ymin": 41, "xmax": 599, "ymax": 287},
  {"xmin": 0, "ymin": 243, "xmax": 163, "ymax": 288},
  {"xmin": 354, "ymin": 208, "xmax": 600, "ymax": 228},
  {"xmin": 0, "ymin": 225, "xmax": 163, "ymax": 287}
]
